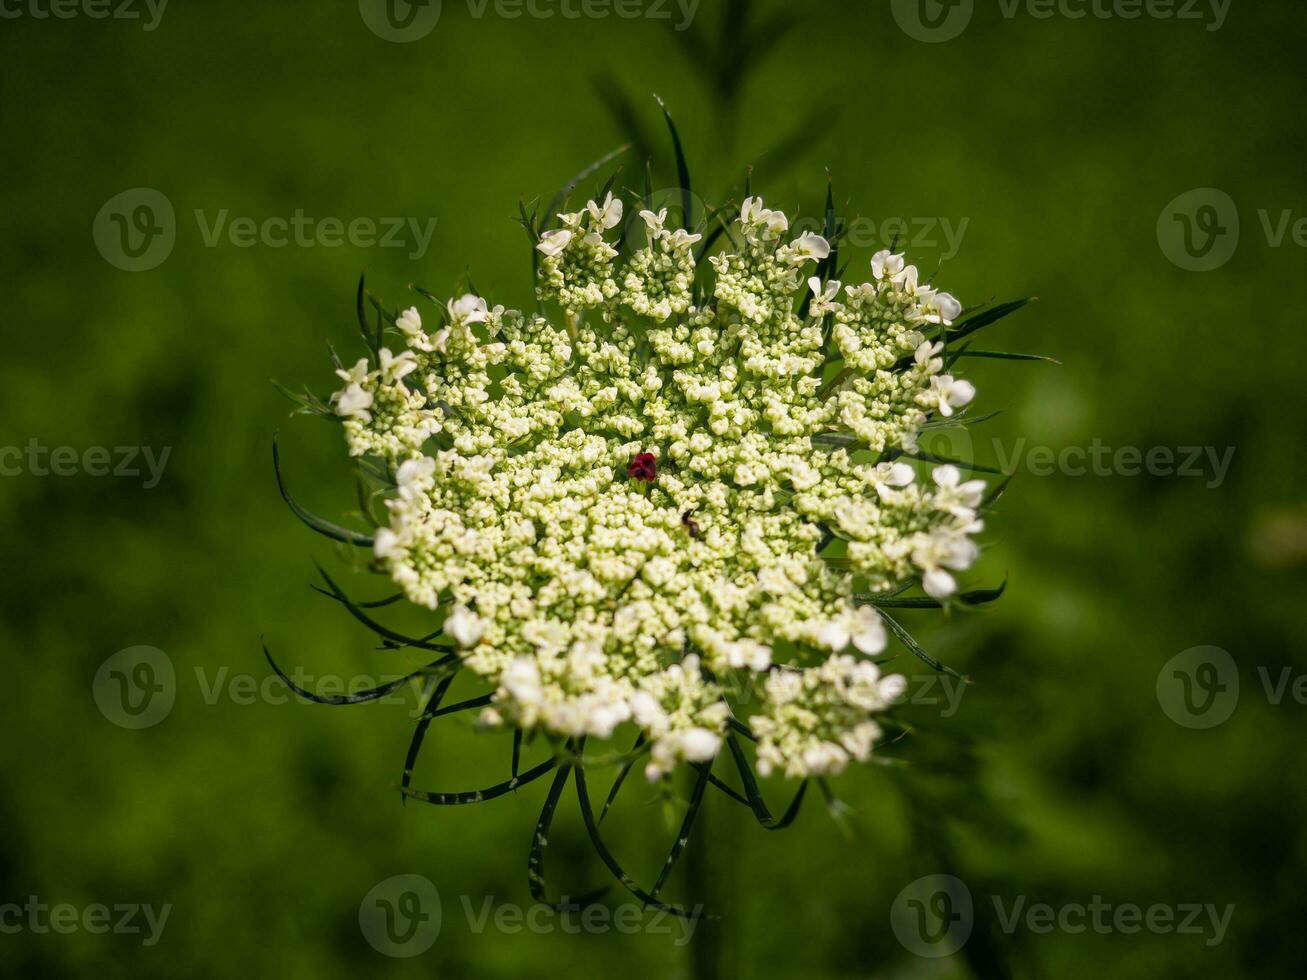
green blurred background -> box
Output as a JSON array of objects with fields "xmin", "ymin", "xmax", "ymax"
[{"xmin": 2, "ymin": 0, "xmax": 1304, "ymax": 976}]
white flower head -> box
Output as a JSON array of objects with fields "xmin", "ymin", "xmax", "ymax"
[
  {"xmin": 666, "ymin": 229, "xmax": 702, "ymax": 250},
  {"xmin": 373, "ymin": 527, "xmax": 401, "ymax": 559},
  {"xmin": 332, "ymin": 382, "xmax": 373, "ymax": 420},
  {"xmin": 396, "ymin": 306, "xmax": 423, "ymax": 336},
  {"xmin": 448, "ymin": 293, "xmax": 489, "ymax": 328},
  {"xmin": 871, "ymin": 250, "xmax": 906, "ymax": 283},
  {"xmin": 913, "ymin": 529, "xmax": 981, "ymax": 599},
  {"xmin": 587, "ymin": 192, "xmax": 623, "ymax": 231},
  {"xmin": 446, "ymin": 604, "xmax": 486, "ymax": 647},
  {"xmin": 850, "ymin": 605, "xmax": 887, "ymax": 655},
  {"xmin": 739, "ymin": 196, "xmax": 765, "ymax": 225},
  {"xmin": 926, "ymin": 375, "xmax": 976, "ymax": 417},
  {"xmin": 536, "ymin": 229, "xmax": 573, "ymax": 257},
  {"xmin": 396, "ymin": 455, "xmax": 436, "ymax": 488},
  {"xmin": 871, "ymin": 460, "xmax": 916, "ymax": 500},
  {"xmin": 335, "ymin": 357, "xmax": 371, "ymax": 386},
  {"xmin": 377, "ymin": 347, "xmax": 417, "ymax": 383},
  {"xmin": 809, "ymin": 276, "xmax": 841, "ymax": 302},
  {"xmin": 315, "ymin": 175, "xmax": 1001, "ymax": 786},
  {"xmin": 817, "ymin": 618, "xmax": 851, "ymax": 652},
  {"xmin": 791, "ymin": 232, "xmax": 831, "ymax": 263},
  {"xmin": 921, "ymin": 290, "xmax": 962, "ymax": 325},
  {"xmin": 932, "ymin": 464, "xmax": 986, "ymax": 518},
  {"xmin": 915, "ymin": 340, "xmax": 945, "ymax": 374},
  {"xmin": 639, "ymin": 207, "xmax": 668, "ymax": 233},
  {"xmin": 739, "ymin": 196, "xmax": 788, "ymax": 241}
]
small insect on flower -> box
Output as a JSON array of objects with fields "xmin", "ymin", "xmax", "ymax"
[
  {"xmin": 627, "ymin": 452, "xmax": 657, "ymax": 483},
  {"xmin": 682, "ymin": 508, "xmax": 701, "ymax": 538}
]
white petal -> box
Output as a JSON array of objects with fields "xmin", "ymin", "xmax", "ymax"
[
  {"xmin": 818, "ymin": 621, "xmax": 850, "ymax": 651},
  {"xmin": 446, "ymin": 605, "xmax": 485, "ymax": 647},
  {"xmin": 885, "ymin": 462, "xmax": 915, "ymax": 486},
  {"xmin": 948, "ymin": 379, "xmax": 976, "ymax": 408},
  {"xmin": 935, "ymin": 292, "xmax": 962, "ymax": 323},
  {"xmin": 535, "ymin": 229, "xmax": 573, "ymax": 256},
  {"xmin": 933, "ymin": 464, "xmax": 961, "ymax": 489},
  {"xmin": 879, "ymin": 674, "xmax": 908, "ymax": 703},
  {"xmin": 680, "ymin": 728, "xmax": 722, "ymax": 762},
  {"xmin": 851, "ymin": 618, "xmax": 887, "ymax": 655},
  {"xmin": 794, "ymin": 232, "xmax": 830, "ymax": 260},
  {"xmin": 373, "ymin": 528, "xmax": 399, "ymax": 559},
  {"xmin": 923, "ymin": 567, "xmax": 956, "ymax": 599}
]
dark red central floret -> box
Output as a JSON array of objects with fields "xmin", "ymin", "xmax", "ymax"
[{"xmin": 627, "ymin": 452, "xmax": 657, "ymax": 483}]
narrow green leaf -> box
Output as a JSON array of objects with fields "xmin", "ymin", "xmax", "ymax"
[
  {"xmin": 528, "ymin": 764, "xmax": 573, "ymax": 901},
  {"xmin": 878, "ymin": 609, "xmax": 966, "ymax": 679},
  {"xmin": 402, "ymin": 756, "xmax": 558, "ymax": 806},
  {"xmin": 573, "ymin": 741, "xmax": 703, "ymax": 919},
  {"xmin": 400, "ymin": 672, "xmax": 457, "ymax": 800},
  {"xmin": 542, "ymin": 143, "xmax": 632, "ymax": 230},
  {"xmin": 261, "ymin": 640, "xmax": 445, "ymax": 706},
  {"xmin": 947, "ymin": 297, "xmax": 1035, "ymax": 344},
  {"xmin": 650, "ymin": 763, "xmax": 712, "ymax": 901},
  {"xmin": 526, "ymin": 765, "xmax": 613, "ymax": 908},
  {"xmin": 867, "ymin": 577, "xmax": 1008, "ymax": 609},
  {"xmin": 269, "ymin": 379, "xmax": 334, "ymax": 419},
  {"xmin": 272, "ymin": 438, "xmax": 375, "ymax": 547},
  {"xmin": 904, "ymin": 450, "xmax": 1005, "ymax": 475},
  {"xmin": 309, "ymin": 585, "xmax": 402, "ymax": 609},
  {"xmin": 703, "ymin": 768, "xmax": 749, "ymax": 806},
  {"xmin": 653, "ymin": 94, "xmax": 692, "ymax": 229},
  {"xmin": 356, "ymin": 274, "xmax": 377, "ymax": 355},
  {"xmin": 314, "ymin": 563, "xmax": 455, "ymax": 653},
  {"xmin": 599, "ymin": 732, "xmax": 648, "ymax": 825},
  {"xmin": 724, "ymin": 734, "xmax": 808, "ymax": 830},
  {"xmin": 956, "ymin": 349, "xmax": 1059, "ymax": 364},
  {"xmin": 983, "ymin": 473, "xmax": 1015, "ymax": 509}
]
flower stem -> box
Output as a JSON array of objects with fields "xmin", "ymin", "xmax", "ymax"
[{"xmin": 684, "ymin": 785, "xmax": 742, "ymax": 979}]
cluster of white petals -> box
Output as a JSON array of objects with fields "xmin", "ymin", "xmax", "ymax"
[{"xmin": 331, "ymin": 193, "xmax": 987, "ymax": 780}]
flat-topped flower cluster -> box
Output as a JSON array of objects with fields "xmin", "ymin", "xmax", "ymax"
[{"xmin": 330, "ymin": 191, "xmax": 985, "ymax": 781}]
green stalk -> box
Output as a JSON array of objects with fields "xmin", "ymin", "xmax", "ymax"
[{"xmin": 684, "ymin": 785, "xmax": 743, "ymax": 979}]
